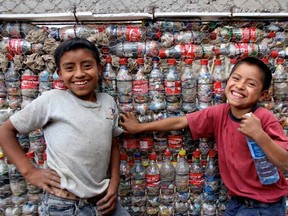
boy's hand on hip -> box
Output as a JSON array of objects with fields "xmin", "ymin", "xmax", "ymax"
[
  {"xmin": 25, "ymin": 168, "xmax": 61, "ymax": 194},
  {"xmin": 96, "ymin": 187, "xmax": 118, "ymax": 215}
]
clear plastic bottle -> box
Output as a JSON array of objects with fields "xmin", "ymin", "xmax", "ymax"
[
  {"xmin": 203, "ymin": 149, "xmax": 220, "ymax": 203},
  {"xmin": 133, "ymin": 58, "xmax": 149, "ymax": 116},
  {"xmin": 130, "ymin": 152, "xmax": 146, "ymax": 196},
  {"xmin": 8, "ymin": 160, "xmax": 27, "ymax": 196},
  {"xmin": 26, "ymin": 151, "xmax": 42, "ymax": 194},
  {"xmin": 0, "ymin": 152, "xmax": 12, "ymax": 198},
  {"xmin": 175, "ymin": 148, "xmax": 189, "ymax": 193},
  {"xmin": 5, "ymin": 61, "xmax": 21, "ymax": 110},
  {"xmin": 149, "ymin": 57, "xmax": 166, "ymax": 112},
  {"xmin": 164, "ymin": 58, "xmax": 181, "ymax": 103},
  {"xmin": 52, "ymin": 70, "xmax": 67, "ymax": 90},
  {"xmin": 189, "ymin": 149, "xmax": 204, "ymax": 195},
  {"xmin": 160, "ymin": 149, "xmax": 175, "ymax": 197},
  {"xmin": 116, "ymin": 58, "xmax": 133, "ymax": 103},
  {"xmin": 211, "ymin": 59, "xmax": 226, "ymax": 105},
  {"xmin": 145, "ymin": 152, "xmax": 160, "ymax": 216},
  {"xmin": 146, "ymin": 152, "xmax": 160, "ymax": 196},
  {"xmin": 227, "ymin": 58, "xmax": 237, "ymax": 79},
  {"xmin": 273, "ymin": 58, "xmax": 287, "ymax": 101},
  {"xmin": 181, "ymin": 58, "xmax": 197, "ymax": 113},
  {"xmin": 102, "ymin": 56, "xmax": 117, "ymax": 99},
  {"xmin": 38, "ymin": 66, "xmax": 53, "ymax": 95},
  {"xmin": 130, "ymin": 152, "xmax": 147, "ymax": 215},
  {"xmin": 197, "ymin": 59, "xmax": 213, "ymax": 110},
  {"xmin": 119, "ymin": 152, "xmax": 131, "ymax": 207},
  {"xmin": 133, "ymin": 58, "xmax": 149, "ymax": 104},
  {"xmin": 245, "ymin": 113, "xmax": 280, "ymax": 185},
  {"xmin": 20, "ymin": 68, "xmax": 39, "ymax": 98}
]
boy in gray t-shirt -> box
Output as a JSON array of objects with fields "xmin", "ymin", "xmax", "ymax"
[{"xmin": 0, "ymin": 38, "xmax": 129, "ymax": 216}]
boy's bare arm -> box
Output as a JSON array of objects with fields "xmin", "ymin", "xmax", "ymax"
[
  {"xmin": 0, "ymin": 120, "xmax": 34, "ymax": 177},
  {"xmin": 0, "ymin": 120, "xmax": 61, "ymax": 194},
  {"xmin": 119, "ymin": 112, "xmax": 189, "ymax": 134}
]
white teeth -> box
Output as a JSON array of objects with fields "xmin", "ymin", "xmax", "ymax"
[
  {"xmin": 232, "ymin": 91, "xmax": 244, "ymax": 98},
  {"xmin": 74, "ymin": 81, "xmax": 87, "ymax": 85}
]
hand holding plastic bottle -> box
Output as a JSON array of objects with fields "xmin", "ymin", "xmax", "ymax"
[{"xmin": 238, "ymin": 112, "xmax": 264, "ymax": 139}]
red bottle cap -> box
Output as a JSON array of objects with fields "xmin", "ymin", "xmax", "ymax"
[
  {"xmin": 230, "ymin": 58, "xmax": 238, "ymax": 64},
  {"xmin": 214, "ymin": 59, "xmax": 222, "ymax": 65},
  {"xmin": 163, "ymin": 149, "xmax": 171, "ymax": 157},
  {"xmin": 276, "ymin": 58, "xmax": 284, "ymax": 64},
  {"xmin": 149, "ymin": 152, "xmax": 157, "ymax": 160},
  {"xmin": 193, "ymin": 149, "xmax": 201, "ymax": 158},
  {"xmin": 137, "ymin": 58, "xmax": 144, "ymax": 65},
  {"xmin": 106, "ymin": 56, "xmax": 112, "ymax": 63},
  {"xmin": 120, "ymin": 152, "xmax": 128, "ymax": 160},
  {"xmin": 119, "ymin": 58, "xmax": 127, "ymax": 65},
  {"xmin": 208, "ymin": 149, "xmax": 217, "ymax": 157},
  {"xmin": 167, "ymin": 58, "xmax": 176, "ymax": 65},
  {"xmin": 270, "ymin": 50, "xmax": 278, "ymax": 59},
  {"xmin": 200, "ymin": 59, "xmax": 208, "ymax": 65},
  {"xmin": 159, "ymin": 49, "xmax": 167, "ymax": 58},
  {"xmin": 26, "ymin": 151, "xmax": 35, "ymax": 159},
  {"xmin": 261, "ymin": 57, "xmax": 269, "ymax": 64},
  {"xmin": 185, "ymin": 58, "xmax": 193, "ymax": 64}
]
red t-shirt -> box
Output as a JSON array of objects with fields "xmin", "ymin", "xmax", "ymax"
[{"xmin": 186, "ymin": 103, "xmax": 288, "ymax": 203}]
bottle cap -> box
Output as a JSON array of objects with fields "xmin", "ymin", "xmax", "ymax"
[
  {"xmin": 105, "ymin": 56, "xmax": 112, "ymax": 63},
  {"xmin": 208, "ymin": 149, "xmax": 217, "ymax": 157},
  {"xmin": 137, "ymin": 58, "xmax": 144, "ymax": 65},
  {"xmin": 163, "ymin": 148, "xmax": 171, "ymax": 157},
  {"xmin": 185, "ymin": 58, "xmax": 193, "ymax": 64},
  {"xmin": 119, "ymin": 58, "xmax": 127, "ymax": 65},
  {"xmin": 38, "ymin": 160, "xmax": 44, "ymax": 165},
  {"xmin": 261, "ymin": 58, "xmax": 269, "ymax": 64},
  {"xmin": 134, "ymin": 152, "xmax": 141, "ymax": 160},
  {"xmin": 200, "ymin": 59, "xmax": 208, "ymax": 65},
  {"xmin": 270, "ymin": 50, "xmax": 278, "ymax": 59},
  {"xmin": 268, "ymin": 31, "xmax": 276, "ymax": 38},
  {"xmin": 214, "ymin": 59, "xmax": 222, "ymax": 65},
  {"xmin": 179, "ymin": 148, "xmax": 186, "ymax": 157},
  {"xmin": 167, "ymin": 58, "xmax": 176, "ymax": 65},
  {"xmin": 26, "ymin": 151, "xmax": 35, "ymax": 159},
  {"xmin": 149, "ymin": 152, "xmax": 157, "ymax": 160},
  {"xmin": 120, "ymin": 152, "xmax": 128, "ymax": 160},
  {"xmin": 192, "ymin": 149, "xmax": 200, "ymax": 158},
  {"xmin": 0, "ymin": 152, "xmax": 4, "ymax": 159},
  {"xmin": 276, "ymin": 58, "xmax": 284, "ymax": 64},
  {"xmin": 158, "ymin": 49, "xmax": 166, "ymax": 59}
]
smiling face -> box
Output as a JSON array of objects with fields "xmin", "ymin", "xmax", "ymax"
[
  {"xmin": 58, "ymin": 48, "xmax": 101, "ymax": 102},
  {"xmin": 225, "ymin": 63, "xmax": 267, "ymax": 117}
]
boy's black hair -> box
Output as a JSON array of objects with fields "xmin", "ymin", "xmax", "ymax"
[
  {"xmin": 229, "ymin": 57, "xmax": 272, "ymax": 91},
  {"xmin": 54, "ymin": 38, "xmax": 101, "ymax": 70}
]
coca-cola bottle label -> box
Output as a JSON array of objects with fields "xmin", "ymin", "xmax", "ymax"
[
  {"xmin": 165, "ymin": 81, "xmax": 181, "ymax": 95},
  {"xmin": 132, "ymin": 80, "xmax": 148, "ymax": 94}
]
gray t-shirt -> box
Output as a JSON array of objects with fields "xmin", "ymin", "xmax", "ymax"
[{"xmin": 10, "ymin": 89, "xmax": 123, "ymax": 198}]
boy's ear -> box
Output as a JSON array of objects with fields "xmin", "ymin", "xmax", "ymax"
[
  {"xmin": 259, "ymin": 90, "xmax": 270, "ymax": 101},
  {"xmin": 57, "ymin": 69, "xmax": 63, "ymax": 80}
]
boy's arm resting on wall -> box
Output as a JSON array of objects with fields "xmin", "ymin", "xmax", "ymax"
[{"xmin": 120, "ymin": 112, "xmax": 189, "ymax": 134}]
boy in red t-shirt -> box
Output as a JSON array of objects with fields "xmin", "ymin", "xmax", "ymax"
[{"xmin": 120, "ymin": 57, "xmax": 288, "ymax": 215}]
